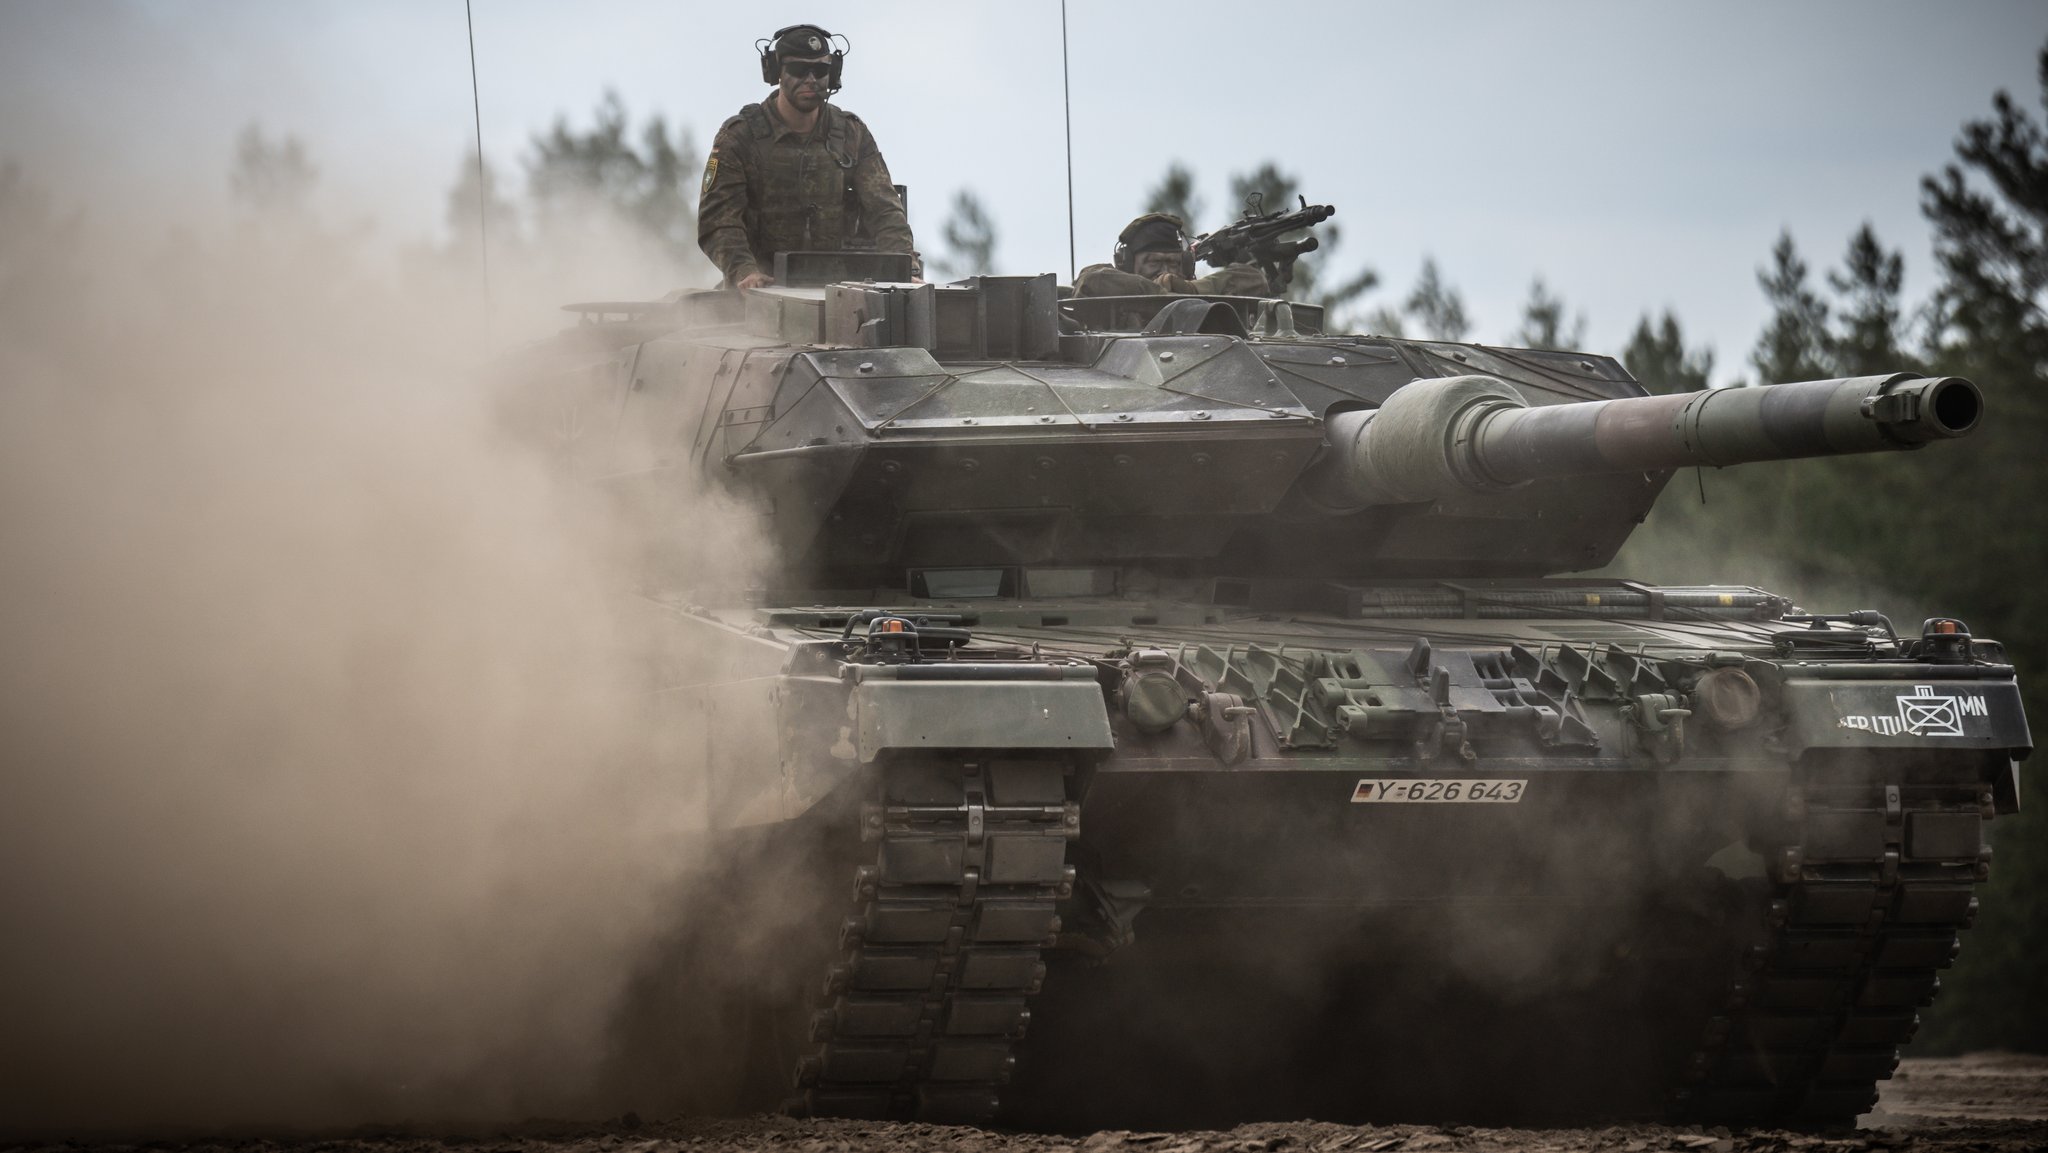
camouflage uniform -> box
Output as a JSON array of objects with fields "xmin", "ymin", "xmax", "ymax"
[
  {"xmin": 1072, "ymin": 262, "xmax": 1273, "ymax": 298},
  {"xmin": 697, "ymin": 94, "xmax": 918, "ymax": 286}
]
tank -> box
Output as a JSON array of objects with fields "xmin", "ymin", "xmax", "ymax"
[{"xmin": 508, "ymin": 258, "xmax": 2029, "ymax": 1130}]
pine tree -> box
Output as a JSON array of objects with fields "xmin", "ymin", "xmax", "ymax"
[
  {"xmin": 1514, "ymin": 277, "xmax": 1587, "ymax": 351},
  {"xmin": 444, "ymin": 150, "xmax": 518, "ymax": 259},
  {"xmin": 1143, "ymin": 162, "xmax": 1202, "ymax": 232},
  {"xmin": 1750, "ymin": 230, "xmax": 1832, "ymax": 383},
  {"xmin": 525, "ymin": 92, "xmax": 705, "ymax": 269},
  {"xmin": 1620, "ymin": 311, "xmax": 1714, "ymax": 393},
  {"xmin": 0, "ymin": 160, "xmax": 83, "ymax": 340},
  {"xmin": 933, "ymin": 189, "xmax": 997, "ymax": 279},
  {"xmin": 527, "ymin": 92, "xmax": 642, "ymax": 214},
  {"xmin": 1920, "ymin": 47, "xmax": 2048, "ymax": 390},
  {"xmin": 229, "ymin": 124, "xmax": 317, "ymax": 216},
  {"xmin": 1361, "ymin": 305, "xmax": 1405, "ymax": 338},
  {"xmin": 1403, "ymin": 257, "xmax": 1469, "ymax": 342},
  {"xmin": 1827, "ymin": 223, "xmax": 1913, "ymax": 376},
  {"xmin": 627, "ymin": 113, "xmax": 703, "ymax": 261}
]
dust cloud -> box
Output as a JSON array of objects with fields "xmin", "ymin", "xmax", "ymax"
[{"xmin": 0, "ymin": 164, "xmax": 750, "ymax": 1134}]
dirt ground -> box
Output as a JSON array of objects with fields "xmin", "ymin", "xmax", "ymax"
[{"xmin": 7, "ymin": 1055, "xmax": 2044, "ymax": 1153}]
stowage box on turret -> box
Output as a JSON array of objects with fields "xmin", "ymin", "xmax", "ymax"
[{"xmin": 510, "ymin": 253, "xmax": 2028, "ymax": 1130}]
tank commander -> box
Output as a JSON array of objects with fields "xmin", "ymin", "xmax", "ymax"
[
  {"xmin": 697, "ymin": 23, "xmax": 920, "ymax": 291},
  {"xmin": 1073, "ymin": 213, "xmax": 1272, "ymax": 298}
]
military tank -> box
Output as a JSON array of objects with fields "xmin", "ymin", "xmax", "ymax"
[{"xmin": 512, "ymin": 244, "xmax": 2029, "ymax": 1130}]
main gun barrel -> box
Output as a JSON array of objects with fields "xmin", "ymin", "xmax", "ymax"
[{"xmin": 1316, "ymin": 372, "xmax": 1982, "ymax": 509}]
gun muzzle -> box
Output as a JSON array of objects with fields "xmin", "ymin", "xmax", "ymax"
[{"xmin": 1314, "ymin": 373, "xmax": 1982, "ymax": 509}]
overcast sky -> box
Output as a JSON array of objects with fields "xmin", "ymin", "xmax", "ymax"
[{"xmin": 4, "ymin": 1, "xmax": 2044, "ymax": 381}]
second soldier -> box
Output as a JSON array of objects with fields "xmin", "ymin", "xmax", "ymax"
[{"xmin": 1074, "ymin": 214, "xmax": 1272, "ymax": 298}]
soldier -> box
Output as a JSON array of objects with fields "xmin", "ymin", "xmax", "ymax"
[
  {"xmin": 698, "ymin": 23, "xmax": 919, "ymax": 291},
  {"xmin": 1073, "ymin": 213, "xmax": 1272, "ymax": 298}
]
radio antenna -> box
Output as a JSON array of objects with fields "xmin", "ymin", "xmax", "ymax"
[
  {"xmin": 465, "ymin": 0, "xmax": 493, "ymax": 337},
  {"xmin": 1060, "ymin": 0, "xmax": 1076, "ymax": 283}
]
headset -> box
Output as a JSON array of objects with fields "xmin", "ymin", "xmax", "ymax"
[{"xmin": 758, "ymin": 24, "xmax": 848, "ymax": 93}]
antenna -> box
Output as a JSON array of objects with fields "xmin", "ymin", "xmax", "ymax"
[
  {"xmin": 465, "ymin": 0, "xmax": 492, "ymax": 336},
  {"xmin": 1060, "ymin": 0, "xmax": 1076, "ymax": 283}
]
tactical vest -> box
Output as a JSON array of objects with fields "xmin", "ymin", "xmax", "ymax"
[{"xmin": 736, "ymin": 101, "xmax": 865, "ymax": 265}]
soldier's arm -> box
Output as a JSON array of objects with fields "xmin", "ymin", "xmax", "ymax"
[
  {"xmin": 1075, "ymin": 264, "xmax": 1167, "ymax": 297},
  {"xmin": 697, "ymin": 121, "xmax": 761, "ymax": 286},
  {"xmin": 846, "ymin": 116, "xmax": 921, "ymax": 277}
]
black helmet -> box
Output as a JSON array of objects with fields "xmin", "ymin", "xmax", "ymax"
[
  {"xmin": 1112, "ymin": 213, "xmax": 1196, "ymax": 278},
  {"xmin": 758, "ymin": 24, "xmax": 846, "ymax": 92}
]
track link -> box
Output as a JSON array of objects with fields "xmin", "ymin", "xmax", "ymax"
[
  {"xmin": 1675, "ymin": 768, "xmax": 1993, "ymax": 1124},
  {"xmin": 791, "ymin": 756, "xmax": 1079, "ymax": 1124}
]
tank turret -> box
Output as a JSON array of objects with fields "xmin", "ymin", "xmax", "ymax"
[{"xmin": 530, "ymin": 279, "xmax": 1984, "ymax": 584}]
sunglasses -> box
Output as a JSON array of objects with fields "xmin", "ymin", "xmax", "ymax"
[{"xmin": 782, "ymin": 60, "xmax": 832, "ymax": 80}]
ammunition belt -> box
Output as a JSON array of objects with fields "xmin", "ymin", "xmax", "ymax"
[
  {"xmin": 1675, "ymin": 772, "xmax": 1991, "ymax": 1123},
  {"xmin": 791, "ymin": 757, "xmax": 1079, "ymax": 1123}
]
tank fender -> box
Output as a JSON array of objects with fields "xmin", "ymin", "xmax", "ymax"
[
  {"xmin": 1777, "ymin": 676, "xmax": 2032, "ymax": 757},
  {"xmin": 850, "ymin": 664, "xmax": 1113, "ymax": 762}
]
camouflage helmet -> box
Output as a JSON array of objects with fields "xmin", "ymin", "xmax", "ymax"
[
  {"xmin": 1112, "ymin": 213, "xmax": 1196, "ymax": 278},
  {"xmin": 758, "ymin": 23, "xmax": 846, "ymax": 92}
]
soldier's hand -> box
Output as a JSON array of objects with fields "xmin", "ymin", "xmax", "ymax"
[
  {"xmin": 1153, "ymin": 272, "xmax": 1195, "ymax": 293},
  {"xmin": 737, "ymin": 270, "xmax": 775, "ymax": 292}
]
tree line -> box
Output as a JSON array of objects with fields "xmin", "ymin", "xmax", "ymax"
[{"xmin": 1614, "ymin": 48, "xmax": 2048, "ymax": 1053}]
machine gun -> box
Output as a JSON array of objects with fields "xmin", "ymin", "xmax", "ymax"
[{"xmin": 1191, "ymin": 194, "xmax": 1336, "ymax": 293}]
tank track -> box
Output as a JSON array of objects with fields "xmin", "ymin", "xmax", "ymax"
[
  {"xmin": 1674, "ymin": 768, "xmax": 1992, "ymax": 1124},
  {"xmin": 791, "ymin": 757, "xmax": 1080, "ymax": 1123}
]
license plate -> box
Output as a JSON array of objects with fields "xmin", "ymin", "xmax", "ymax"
[{"xmin": 1351, "ymin": 778, "xmax": 1526, "ymax": 803}]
